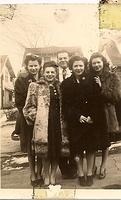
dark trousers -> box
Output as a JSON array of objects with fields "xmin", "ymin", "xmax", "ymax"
[
  {"xmin": 14, "ymin": 112, "xmax": 21, "ymax": 135},
  {"xmin": 115, "ymin": 101, "xmax": 121, "ymax": 126}
]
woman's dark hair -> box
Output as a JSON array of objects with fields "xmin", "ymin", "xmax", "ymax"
[
  {"xmin": 89, "ymin": 52, "xmax": 110, "ymax": 74},
  {"xmin": 24, "ymin": 54, "xmax": 42, "ymax": 67},
  {"xmin": 43, "ymin": 61, "xmax": 58, "ymax": 74},
  {"xmin": 68, "ymin": 55, "xmax": 88, "ymax": 71}
]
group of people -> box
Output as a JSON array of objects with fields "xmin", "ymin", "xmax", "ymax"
[{"xmin": 14, "ymin": 51, "xmax": 121, "ymax": 187}]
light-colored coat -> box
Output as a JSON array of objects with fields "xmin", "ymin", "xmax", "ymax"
[{"xmin": 23, "ymin": 78, "xmax": 69, "ymax": 156}]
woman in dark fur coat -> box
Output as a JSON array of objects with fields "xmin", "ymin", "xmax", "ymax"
[
  {"xmin": 89, "ymin": 52, "xmax": 121, "ymax": 179},
  {"xmin": 15, "ymin": 54, "xmax": 43, "ymax": 186}
]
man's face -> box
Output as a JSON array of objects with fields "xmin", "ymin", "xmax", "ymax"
[{"xmin": 57, "ymin": 52, "xmax": 69, "ymax": 69}]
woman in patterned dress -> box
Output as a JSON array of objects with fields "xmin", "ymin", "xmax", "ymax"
[{"xmin": 23, "ymin": 61, "xmax": 62, "ymax": 186}]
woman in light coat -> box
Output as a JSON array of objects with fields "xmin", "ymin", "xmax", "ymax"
[{"xmin": 23, "ymin": 61, "xmax": 62, "ymax": 186}]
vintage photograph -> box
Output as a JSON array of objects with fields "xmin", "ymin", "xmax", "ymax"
[{"xmin": 0, "ymin": 1, "xmax": 121, "ymax": 199}]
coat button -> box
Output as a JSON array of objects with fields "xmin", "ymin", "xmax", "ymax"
[{"xmin": 82, "ymin": 77, "xmax": 85, "ymax": 80}]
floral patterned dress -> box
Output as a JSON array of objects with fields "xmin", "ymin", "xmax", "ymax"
[{"xmin": 23, "ymin": 78, "xmax": 62, "ymax": 161}]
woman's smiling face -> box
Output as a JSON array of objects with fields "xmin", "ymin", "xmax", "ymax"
[
  {"xmin": 27, "ymin": 60, "xmax": 40, "ymax": 76},
  {"xmin": 43, "ymin": 66, "xmax": 57, "ymax": 83},
  {"xmin": 91, "ymin": 57, "xmax": 104, "ymax": 73},
  {"xmin": 72, "ymin": 60, "xmax": 85, "ymax": 77}
]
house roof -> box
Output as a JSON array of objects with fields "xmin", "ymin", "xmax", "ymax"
[
  {"xmin": 23, "ymin": 46, "xmax": 83, "ymax": 64},
  {"xmin": 0, "ymin": 55, "xmax": 16, "ymax": 78},
  {"xmin": 106, "ymin": 40, "xmax": 121, "ymax": 66},
  {"xmin": 99, "ymin": 40, "xmax": 121, "ymax": 66}
]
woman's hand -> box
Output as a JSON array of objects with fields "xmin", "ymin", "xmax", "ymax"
[
  {"xmin": 79, "ymin": 115, "xmax": 87, "ymax": 123},
  {"xmin": 86, "ymin": 116, "xmax": 93, "ymax": 124},
  {"xmin": 79, "ymin": 115, "xmax": 93, "ymax": 124},
  {"xmin": 94, "ymin": 76, "xmax": 101, "ymax": 87}
]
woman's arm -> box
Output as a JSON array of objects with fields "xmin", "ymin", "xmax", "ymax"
[
  {"xmin": 15, "ymin": 78, "xmax": 27, "ymax": 111},
  {"xmin": 101, "ymin": 73, "xmax": 121, "ymax": 103},
  {"xmin": 23, "ymin": 82, "xmax": 38, "ymax": 125}
]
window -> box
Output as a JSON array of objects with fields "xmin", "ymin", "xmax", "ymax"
[{"xmin": 44, "ymin": 56, "xmax": 51, "ymax": 62}]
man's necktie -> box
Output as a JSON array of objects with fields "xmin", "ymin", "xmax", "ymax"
[{"xmin": 62, "ymin": 69, "xmax": 67, "ymax": 80}]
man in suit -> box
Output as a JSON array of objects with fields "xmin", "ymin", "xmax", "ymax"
[
  {"xmin": 57, "ymin": 51, "xmax": 72, "ymax": 82},
  {"xmin": 57, "ymin": 51, "xmax": 77, "ymax": 179}
]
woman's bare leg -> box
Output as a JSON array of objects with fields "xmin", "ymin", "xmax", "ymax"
[
  {"xmin": 75, "ymin": 152, "xmax": 84, "ymax": 177},
  {"xmin": 43, "ymin": 158, "xmax": 50, "ymax": 185},
  {"xmin": 86, "ymin": 151, "xmax": 95, "ymax": 176},
  {"xmin": 37, "ymin": 156, "xmax": 43, "ymax": 179},
  {"xmin": 28, "ymin": 152, "xmax": 36, "ymax": 181},
  {"xmin": 92, "ymin": 152, "xmax": 97, "ymax": 175},
  {"xmin": 100, "ymin": 148, "xmax": 109, "ymax": 172},
  {"xmin": 50, "ymin": 161, "xmax": 58, "ymax": 185}
]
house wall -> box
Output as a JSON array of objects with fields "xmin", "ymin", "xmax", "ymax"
[
  {"xmin": 41, "ymin": 54, "xmax": 57, "ymax": 65},
  {"xmin": 0, "ymin": 76, "xmax": 2, "ymax": 109},
  {"xmin": 2, "ymin": 64, "xmax": 14, "ymax": 108},
  {"xmin": 3, "ymin": 89, "xmax": 13, "ymax": 108}
]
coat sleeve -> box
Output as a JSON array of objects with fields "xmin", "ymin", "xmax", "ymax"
[
  {"xmin": 15, "ymin": 77, "xmax": 27, "ymax": 111},
  {"xmin": 23, "ymin": 82, "xmax": 38, "ymax": 125},
  {"xmin": 101, "ymin": 73, "xmax": 121, "ymax": 104}
]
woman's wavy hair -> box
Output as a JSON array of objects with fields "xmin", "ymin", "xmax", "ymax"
[
  {"xmin": 88, "ymin": 52, "xmax": 110, "ymax": 74},
  {"xmin": 24, "ymin": 53, "xmax": 42, "ymax": 78},
  {"xmin": 42, "ymin": 61, "xmax": 58, "ymax": 74},
  {"xmin": 68, "ymin": 55, "xmax": 88, "ymax": 72}
]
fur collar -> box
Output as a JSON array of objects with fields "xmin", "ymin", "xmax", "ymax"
[{"xmin": 37, "ymin": 77, "xmax": 59, "ymax": 85}]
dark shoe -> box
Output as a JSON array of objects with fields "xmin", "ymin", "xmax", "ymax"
[
  {"xmin": 99, "ymin": 168, "xmax": 106, "ymax": 179},
  {"xmin": 86, "ymin": 175, "xmax": 93, "ymax": 186},
  {"xmin": 30, "ymin": 175, "xmax": 38, "ymax": 187},
  {"xmin": 78, "ymin": 176, "xmax": 86, "ymax": 186},
  {"xmin": 31, "ymin": 180, "xmax": 38, "ymax": 187},
  {"xmin": 37, "ymin": 176, "xmax": 44, "ymax": 186},
  {"xmin": 30, "ymin": 178, "xmax": 38, "ymax": 187}
]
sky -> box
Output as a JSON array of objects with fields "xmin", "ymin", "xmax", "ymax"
[{"xmin": 0, "ymin": 3, "xmax": 99, "ymax": 75}]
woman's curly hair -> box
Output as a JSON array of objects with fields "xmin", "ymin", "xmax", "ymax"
[
  {"xmin": 68, "ymin": 55, "xmax": 88, "ymax": 72},
  {"xmin": 88, "ymin": 52, "xmax": 110, "ymax": 74}
]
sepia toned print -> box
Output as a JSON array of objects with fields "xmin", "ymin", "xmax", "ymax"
[{"xmin": 0, "ymin": 2, "xmax": 121, "ymax": 199}]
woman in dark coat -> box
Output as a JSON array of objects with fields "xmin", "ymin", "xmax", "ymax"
[
  {"xmin": 88, "ymin": 52, "xmax": 121, "ymax": 179},
  {"xmin": 23, "ymin": 61, "xmax": 62, "ymax": 186},
  {"xmin": 61, "ymin": 56, "xmax": 98, "ymax": 186},
  {"xmin": 15, "ymin": 54, "xmax": 42, "ymax": 186}
]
